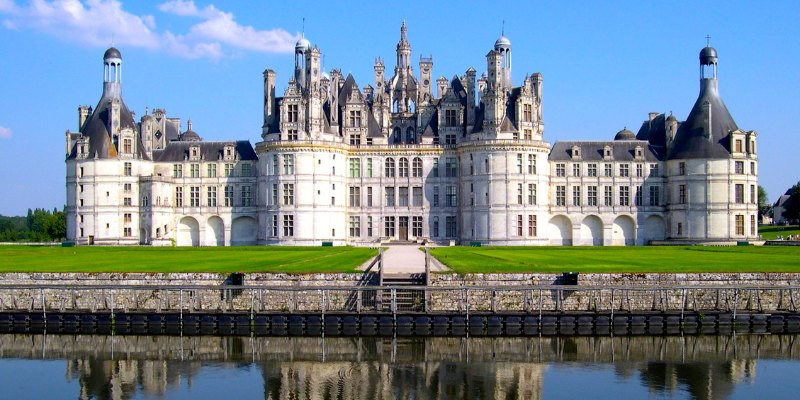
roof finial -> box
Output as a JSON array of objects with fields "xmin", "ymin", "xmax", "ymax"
[
  {"xmin": 111, "ymin": 32, "xmax": 115, "ymax": 47},
  {"xmin": 706, "ymin": 35, "xmax": 711, "ymax": 46},
  {"xmin": 302, "ymin": 17, "xmax": 305, "ymax": 38},
  {"xmin": 502, "ymin": 20, "xmax": 505, "ymax": 36}
]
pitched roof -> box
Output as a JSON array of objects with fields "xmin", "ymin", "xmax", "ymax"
[
  {"xmin": 152, "ymin": 140, "xmax": 257, "ymax": 162},
  {"xmin": 68, "ymin": 95, "xmax": 149, "ymax": 160},
  {"xmin": 549, "ymin": 140, "xmax": 661, "ymax": 162},
  {"xmin": 668, "ymin": 79, "xmax": 737, "ymax": 160}
]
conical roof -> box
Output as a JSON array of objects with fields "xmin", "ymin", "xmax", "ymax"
[{"xmin": 668, "ymin": 78, "xmax": 737, "ymax": 160}]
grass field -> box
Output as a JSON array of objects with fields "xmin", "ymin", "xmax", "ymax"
[
  {"xmin": 429, "ymin": 246, "xmax": 800, "ymax": 274},
  {"xmin": 759, "ymin": 225, "xmax": 800, "ymax": 240},
  {"xmin": 0, "ymin": 246, "xmax": 377, "ymax": 273}
]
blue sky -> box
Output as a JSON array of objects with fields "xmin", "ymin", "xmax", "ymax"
[{"xmin": 0, "ymin": 0, "xmax": 798, "ymax": 215}]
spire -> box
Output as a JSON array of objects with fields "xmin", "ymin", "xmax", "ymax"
[{"xmin": 396, "ymin": 21, "xmax": 411, "ymax": 69}]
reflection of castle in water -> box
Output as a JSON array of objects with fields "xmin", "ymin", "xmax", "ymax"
[{"xmin": 1, "ymin": 334, "xmax": 792, "ymax": 400}]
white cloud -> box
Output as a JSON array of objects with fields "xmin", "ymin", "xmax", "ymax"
[
  {"xmin": 0, "ymin": 0, "xmax": 298, "ymax": 59},
  {"xmin": 0, "ymin": 126, "xmax": 11, "ymax": 139}
]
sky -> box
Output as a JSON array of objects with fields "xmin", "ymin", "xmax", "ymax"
[{"xmin": 0, "ymin": 0, "xmax": 798, "ymax": 216}]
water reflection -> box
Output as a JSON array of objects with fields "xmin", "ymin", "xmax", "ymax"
[{"xmin": 0, "ymin": 334, "xmax": 797, "ymax": 399}]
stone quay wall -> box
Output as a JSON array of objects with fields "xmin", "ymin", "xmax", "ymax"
[{"xmin": 0, "ymin": 272, "xmax": 799, "ymax": 314}]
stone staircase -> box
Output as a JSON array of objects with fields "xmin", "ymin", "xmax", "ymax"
[{"xmin": 379, "ymin": 273, "xmax": 426, "ymax": 312}]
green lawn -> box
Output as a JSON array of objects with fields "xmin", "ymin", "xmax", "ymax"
[
  {"xmin": 430, "ymin": 246, "xmax": 800, "ymax": 274},
  {"xmin": 759, "ymin": 225, "xmax": 800, "ymax": 240},
  {"xmin": 0, "ymin": 246, "xmax": 377, "ymax": 273}
]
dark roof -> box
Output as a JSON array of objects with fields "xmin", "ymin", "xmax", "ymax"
[
  {"xmin": 152, "ymin": 141, "xmax": 257, "ymax": 162},
  {"xmin": 614, "ymin": 128, "xmax": 636, "ymax": 140},
  {"xmin": 104, "ymin": 47, "xmax": 121, "ymax": 60},
  {"xmin": 700, "ymin": 46, "xmax": 718, "ymax": 65},
  {"xmin": 338, "ymin": 74, "xmax": 358, "ymax": 107},
  {"xmin": 367, "ymin": 112, "xmax": 383, "ymax": 137},
  {"xmin": 68, "ymin": 95, "xmax": 148, "ymax": 160},
  {"xmin": 180, "ymin": 130, "xmax": 201, "ymax": 141},
  {"xmin": 636, "ymin": 113, "xmax": 675, "ymax": 150},
  {"xmin": 668, "ymin": 79, "xmax": 737, "ymax": 160},
  {"xmin": 421, "ymin": 110, "xmax": 438, "ymax": 137},
  {"xmin": 549, "ymin": 141, "xmax": 660, "ymax": 162},
  {"xmin": 266, "ymin": 96, "xmax": 283, "ymax": 134},
  {"xmin": 472, "ymin": 102, "xmax": 485, "ymax": 133}
]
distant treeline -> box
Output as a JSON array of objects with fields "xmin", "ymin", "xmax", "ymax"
[{"xmin": 0, "ymin": 208, "xmax": 66, "ymax": 242}]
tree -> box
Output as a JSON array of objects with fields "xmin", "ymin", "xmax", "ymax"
[
  {"xmin": 783, "ymin": 181, "xmax": 800, "ymax": 225},
  {"xmin": 758, "ymin": 185, "xmax": 771, "ymax": 220}
]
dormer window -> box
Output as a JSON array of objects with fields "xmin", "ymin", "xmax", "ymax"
[
  {"xmin": 571, "ymin": 145, "xmax": 581, "ymax": 159},
  {"xmin": 189, "ymin": 145, "xmax": 200, "ymax": 161},
  {"xmin": 603, "ymin": 145, "xmax": 613, "ymax": 160},
  {"xmin": 634, "ymin": 146, "xmax": 644, "ymax": 159}
]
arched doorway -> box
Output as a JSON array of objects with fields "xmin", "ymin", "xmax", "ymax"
[
  {"xmin": 548, "ymin": 215, "xmax": 573, "ymax": 246},
  {"xmin": 580, "ymin": 215, "xmax": 603, "ymax": 246},
  {"xmin": 612, "ymin": 215, "xmax": 636, "ymax": 246},
  {"xmin": 177, "ymin": 216, "xmax": 199, "ymax": 246},
  {"xmin": 231, "ymin": 216, "xmax": 257, "ymax": 246},
  {"xmin": 206, "ymin": 216, "xmax": 224, "ymax": 246}
]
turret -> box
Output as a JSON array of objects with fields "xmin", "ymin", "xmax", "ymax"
[
  {"xmin": 262, "ymin": 69, "xmax": 276, "ymax": 137},
  {"xmin": 102, "ymin": 47, "xmax": 122, "ymax": 99}
]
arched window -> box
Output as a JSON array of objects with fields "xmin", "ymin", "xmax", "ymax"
[
  {"xmin": 385, "ymin": 158, "xmax": 395, "ymax": 177},
  {"xmin": 142, "ymin": 196, "xmax": 149, "ymax": 207},
  {"xmin": 392, "ymin": 127, "xmax": 401, "ymax": 144},
  {"xmin": 399, "ymin": 158, "xmax": 409, "ymax": 177},
  {"xmin": 412, "ymin": 158, "xmax": 422, "ymax": 177},
  {"xmin": 406, "ymin": 127, "xmax": 415, "ymax": 144}
]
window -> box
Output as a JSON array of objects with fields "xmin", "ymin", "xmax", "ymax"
[
  {"xmin": 271, "ymin": 184, "xmax": 278, "ymax": 205},
  {"xmin": 446, "ymin": 186, "xmax": 457, "ymax": 207},
  {"xmin": 587, "ymin": 186, "xmax": 597, "ymax": 206},
  {"xmin": 735, "ymin": 214, "xmax": 744, "ymax": 235},
  {"xmin": 750, "ymin": 185, "xmax": 756, "ymax": 204},
  {"xmin": 207, "ymin": 164, "xmax": 217, "ymax": 178},
  {"xmin": 750, "ymin": 162, "xmax": 756, "ymax": 175},
  {"xmin": 385, "ymin": 216, "xmax": 396, "ymax": 237},
  {"xmin": 619, "ymin": 164, "xmax": 629, "ymax": 177},
  {"xmin": 485, "ymin": 158, "xmax": 490, "ymax": 174},
  {"xmin": 445, "ymin": 216, "xmax": 457, "ymax": 237},
  {"xmin": 349, "ymin": 110, "xmax": 362, "ymax": 127},
  {"xmin": 412, "ymin": 216, "xmax": 423, "ymax": 237},
  {"xmin": 190, "ymin": 163, "xmax": 199, "ymax": 178},
  {"xmin": 224, "ymin": 186, "xmax": 233, "ymax": 207},
  {"xmin": 124, "ymin": 162, "xmax": 132, "ymax": 176},
  {"xmin": 173, "ymin": 164, "xmax": 183, "ymax": 178},
  {"xmin": 445, "ymin": 109, "xmax": 457, "ymax": 126},
  {"xmin": 516, "ymin": 215, "xmax": 524, "ymax": 236},
  {"xmin": 413, "ymin": 186, "xmax": 422, "ymax": 206},
  {"xmin": 735, "ymin": 184, "xmax": 744, "ymax": 204},
  {"xmin": 399, "ymin": 187, "xmax": 409, "ymax": 206},
  {"xmin": 523, "ymin": 104, "xmax": 533, "ymax": 122},
  {"xmin": 517, "ymin": 154, "xmax": 524, "ymax": 173},
  {"xmin": 555, "ymin": 163, "xmax": 565, "ymax": 177},
  {"xmin": 412, "ymin": 158, "xmax": 422, "ymax": 177},
  {"xmin": 433, "ymin": 217, "xmax": 440, "ymax": 237},
  {"xmin": 587, "ymin": 164, "xmax": 597, "ymax": 177},
  {"xmin": 735, "ymin": 161, "xmax": 744, "ymax": 174},
  {"xmin": 175, "ymin": 187, "xmax": 183, "ymax": 207},
  {"xmin": 190, "ymin": 186, "xmax": 199, "ymax": 207},
  {"xmin": 283, "ymin": 214, "xmax": 294, "ymax": 236},
  {"xmin": 433, "ymin": 186, "xmax": 440, "ymax": 207},
  {"xmin": 528, "ymin": 154, "xmax": 536, "ymax": 174},
  {"xmin": 123, "ymin": 138, "xmax": 132, "ymax": 154},
  {"xmin": 572, "ymin": 186, "xmax": 581, "ymax": 206},
  {"xmin": 677, "ymin": 222, "xmax": 683, "ymax": 236},
  {"xmin": 367, "ymin": 216, "xmax": 373, "ymax": 237},
  {"xmin": 271, "ymin": 215, "xmax": 278, "ymax": 237},
  {"xmin": 679, "ymin": 162, "xmax": 686, "ymax": 175},
  {"xmin": 123, "ymin": 213, "xmax": 132, "ymax": 223},
  {"xmin": 432, "ymin": 158, "xmax": 439, "ymax": 177},
  {"xmin": 445, "ymin": 133, "xmax": 456, "ymax": 145},
  {"xmin": 241, "ymin": 185, "xmax": 252, "ymax": 206},
  {"xmin": 349, "ymin": 158, "xmax": 361, "ymax": 177},
  {"xmin": 385, "ymin": 187, "xmax": 395, "ymax": 206},
  {"xmin": 556, "ymin": 186, "xmax": 566, "ymax": 206},
  {"xmin": 572, "ymin": 164, "xmax": 581, "ymax": 177},
  {"xmin": 517, "ymin": 184, "xmax": 524, "ymax": 204},
  {"xmin": 636, "ymin": 164, "xmax": 643, "ymax": 177},
  {"xmin": 679, "ymin": 184, "xmax": 686, "ymax": 204},
  {"xmin": 349, "ymin": 216, "xmax": 361, "ymax": 237},
  {"xmin": 283, "ymin": 183, "xmax": 294, "ymax": 205},
  {"xmin": 735, "ymin": 139, "xmax": 743, "ymax": 153},
  {"xmin": 243, "ymin": 163, "xmax": 254, "ymax": 177},
  {"xmin": 385, "ymin": 158, "xmax": 396, "ymax": 177},
  {"xmin": 367, "ymin": 187, "xmax": 373, "ymax": 207},
  {"xmin": 366, "ymin": 158, "xmax": 373, "ymax": 177},
  {"xmin": 445, "ymin": 157, "xmax": 457, "ymax": 177},
  {"xmin": 142, "ymin": 196, "xmax": 148, "ymax": 207},
  {"xmin": 649, "ymin": 164, "xmax": 659, "ymax": 177},
  {"xmin": 528, "ymin": 215, "xmax": 537, "ymax": 237},
  {"xmin": 604, "ymin": 164, "xmax": 612, "ymax": 177},
  {"xmin": 287, "ymin": 104, "xmax": 299, "ymax": 122},
  {"xmin": 272, "ymin": 155, "xmax": 279, "ymax": 175},
  {"xmin": 619, "ymin": 186, "xmax": 630, "ymax": 206},
  {"xmin": 282, "ymin": 155, "xmax": 294, "ymax": 174},
  {"xmin": 349, "ymin": 186, "xmax": 360, "ymax": 207},
  {"xmin": 751, "ymin": 215, "xmax": 756, "ymax": 236},
  {"xmin": 207, "ymin": 186, "xmax": 217, "ymax": 206},
  {"xmin": 287, "ymin": 129, "xmax": 298, "ymax": 141},
  {"xmin": 604, "ymin": 186, "xmax": 613, "ymax": 206},
  {"xmin": 399, "ymin": 158, "xmax": 409, "ymax": 177},
  {"xmin": 123, "ymin": 183, "xmax": 131, "ymax": 192},
  {"xmin": 123, "ymin": 227, "xmax": 132, "ymax": 237},
  {"xmin": 649, "ymin": 186, "xmax": 660, "ymax": 206},
  {"xmin": 635, "ymin": 186, "xmax": 643, "ymax": 206},
  {"xmin": 528, "ymin": 184, "xmax": 537, "ymax": 205},
  {"xmin": 224, "ymin": 163, "xmax": 234, "ymax": 177}
]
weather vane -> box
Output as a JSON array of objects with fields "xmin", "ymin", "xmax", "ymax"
[{"xmin": 706, "ymin": 35, "xmax": 711, "ymax": 46}]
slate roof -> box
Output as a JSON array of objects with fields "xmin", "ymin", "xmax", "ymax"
[
  {"xmin": 152, "ymin": 141, "xmax": 257, "ymax": 162},
  {"xmin": 68, "ymin": 95, "xmax": 149, "ymax": 160},
  {"xmin": 668, "ymin": 79, "xmax": 737, "ymax": 160},
  {"xmin": 549, "ymin": 140, "xmax": 660, "ymax": 162}
]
